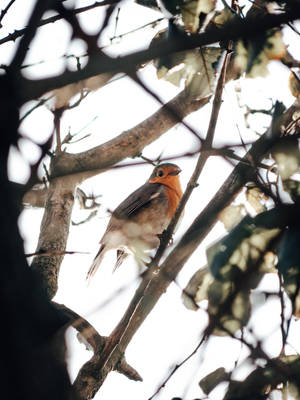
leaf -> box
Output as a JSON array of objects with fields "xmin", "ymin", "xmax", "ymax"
[
  {"xmin": 234, "ymin": 29, "xmax": 286, "ymax": 78},
  {"xmin": 181, "ymin": 266, "xmax": 212, "ymax": 310},
  {"xmin": 206, "ymin": 213, "xmax": 281, "ymax": 335},
  {"xmin": 208, "ymin": 281, "xmax": 251, "ymax": 335},
  {"xmin": 278, "ymin": 224, "xmax": 300, "ymax": 317},
  {"xmin": 264, "ymin": 30, "xmax": 286, "ymax": 60},
  {"xmin": 288, "ymin": 70, "xmax": 300, "ymax": 100},
  {"xmin": 199, "ymin": 367, "xmax": 230, "ymax": 394},
  {"xmin": 157, "ymin": 0, "xmax": 184, "ymax": 16},
  {"xmin": 181, "ymin": 0, "xmax": 216, "ymax": 33},
  {"xmin": 151, "ymin": 27, "xmax": 187, "ymax": 77},
  {"xmin": 219, "ymin": 204, "xmax": 245, "ymax": 231},
  {"xmin": 184, "ymin": 47, "xmax": 222, "ymax": 99},
  {"xmin": 271, "ymin": 136, "xmax": 300, "ymax": 180},
  {"xmin": 224, "ymin": 355, "xmax": 300, "ymax": 400},
  {"xmin": 151, "ymin": 27, "xmax": 222, "ymax": 98},
  {"xmin": 212, "ymin": 7, "xmax": 236, "ymax": 27},
  {"xmin": 246, "ymin": 185, "xmax": 267, "ymax": 214},
  {"xmin": 283, "ymin": 179, "xmax": 300, "ymax": 203}
]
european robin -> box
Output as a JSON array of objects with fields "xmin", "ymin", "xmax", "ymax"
[{"xmin": 86, "ymin": 163, "xmax": 182, "ymax": 282}]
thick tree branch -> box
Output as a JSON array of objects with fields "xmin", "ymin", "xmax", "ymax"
[
  {"xmin": 30, "ymin": 177, "xmax": 76, "ymax": 299},
  {"xmin": 53, "ymin": 303, "xmax": 142, "ymax": 384},
  {"xmin": 50, "ymin": 90, "xmax": 210, "ymax": 180},
  {"xmin": 23, "ymin": 185, "xmax": 48, "ymax": 207},
  {"xmin": 19, "ymin": 3, "xmax": 300, "ymax": 102}
]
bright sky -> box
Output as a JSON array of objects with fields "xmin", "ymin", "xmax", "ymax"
[{"xmin": 2, "ymin": 0, "xmax": 300, "ymax": 399}]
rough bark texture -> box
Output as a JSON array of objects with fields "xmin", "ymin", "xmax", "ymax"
[{"xmin": 31, "ymin": 178, "xmax": 76, "ymax": 299}]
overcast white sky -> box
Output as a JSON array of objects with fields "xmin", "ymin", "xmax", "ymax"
[{"xmin": 1, "ymin": 0, "xmax": 300, "ymax": 399}]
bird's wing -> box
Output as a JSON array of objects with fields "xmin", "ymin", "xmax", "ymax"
[{"xmin": 113, "ymin": 182, "xmax": 164, "ymax": 219}]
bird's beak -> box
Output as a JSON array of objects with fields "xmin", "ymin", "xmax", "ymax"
[{"xmin": 169, "ymin": 168, "xmax": 181, "ymax": 176}]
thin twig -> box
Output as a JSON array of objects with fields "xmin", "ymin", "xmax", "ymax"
[
  {"xmin": 110, "ymin": 17, "xmax": 164, "ymax": 43},
  {"xmin": 130, "ymin": 72, "xmax": 204, "ymax": 143},
  {"xmin": 25, "ymin": 249, "xmax": 90, "ymax": 257},
  {"xmin": 54, "ymin": 108, "xmax": 63, "ymax": 153},
  {"xmin": 72, "ymin": 210, "xmax": 98, "ymax": 226},
  {"xmin": 0, "ymin": 0, "xmax": 117, "ymax": 45},
  {"xmin": 112, "ymin": 7, "xmax": 120, "ymax": 39},
  {"xmin": 0, "ymin": 0, "xmax": 17, "ymax": 26},
  {"xmin": 151, "ymin": 49, "xmax": 231, "ymax": 265},
  {"xmin": 148, "ymin": 336, "xmax": 207, "ymax": 400},
  {"xmin": 278, "ymin": 272, "xmax": 288, "ymax": 355},
  {"xmin": 19, "ymin": 96, "xmax": 53, "ymax": 123}
]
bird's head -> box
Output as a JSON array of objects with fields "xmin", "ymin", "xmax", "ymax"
[{"xmin": 148, "ymin": 163, "xmax": 182, "ymax": 195}]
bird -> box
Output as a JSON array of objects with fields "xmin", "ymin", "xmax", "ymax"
[{"xmin": 86, "ymin": 163, "xmax": 183, "ymax": 282}]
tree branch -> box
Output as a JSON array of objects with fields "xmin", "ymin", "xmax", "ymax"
[
  {"xmin": 10, "ymin": 0, "xmax": 56, "ymax": 71},
  {"xmin": 19, "ymin": 3, "xmax": 300, "ymax": 102},
  {"xmin": 72, "ymin": 101, "xmax": 300, "ymax": 398},
  {"xmin": 0, "ymin": 1, "xmax": 118, "ymax": 46},
  {"xmin": 53, "ymin": 303, "xmax": 142, "ymax": 384},
  {"xmin": 30, "ymin": 177, "xmax": 76, "ymax": 299},
  {"xmin": 49, "ymin": 90, "xmax": 210, "ymax": 180}
]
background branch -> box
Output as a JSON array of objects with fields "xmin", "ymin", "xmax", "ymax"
[{"xmin": 19, "ymin": 4, "xmax": 300, "ymax": 102}]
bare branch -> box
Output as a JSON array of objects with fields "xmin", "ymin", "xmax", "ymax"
[
  {"xmin": 10, "ymin": 0, "xmax": 55, "ymax": 71},
  {"xmin": 149, "ymin": 336, "xmax": 206, "ymax": 400},
  {"xmin": 26, "ymin": 249, "xmax": 89, "ymax": 257},
  {"xmin": 49, "ymin": 90, "xmax": 210, "ymax": 180},
  {"xmin": 0, "ymin": 0, "xmax": 17, "ymax": 26},
  {"xmin": 152, "ymin": 49, "xmax": 231, "ymax": 264},
  {"xmin": 0, "ymin": 1, "xmax": 117, "ymax": 46},
  {"xmin": 19, "ymin": 4, "xmax": 300, "ymax": 102}
]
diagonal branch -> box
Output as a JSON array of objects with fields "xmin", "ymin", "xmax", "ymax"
[
  {"xmin": 0, "ymin": 0, "xmax": 17, "ymax": 26},
  {"xmin": 49, "ymin": 89, "xmax": 210, "ymax": 180},
  {"xmin": 53, "ymin": 303, "xmax": 142, "ymax": 382},
  {"xmin": 72, "ymin": 101, "xmax": 300, "ymax": 398},
  {"xmin": 152, "ymin": 49, "xmax": 231, "ymax": 265}
]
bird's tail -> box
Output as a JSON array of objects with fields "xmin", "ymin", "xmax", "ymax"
[
  {"xmin": 86, "ymin": 244, "xmax": 106, "ymax": 284},
  {"xmin": 112, "ymin": 249, "xmax": 129, "ymax": 273}
]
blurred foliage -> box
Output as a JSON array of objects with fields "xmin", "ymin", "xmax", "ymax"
[
  {"xmin": 147, "ymin": 0, "xmax": 290, "ymax": 89},
  {"xmin": 271, "ymin": 136, "xmax": 300, "ymax": 180},
  {"xmin": 207, "ymin": 215, "xmax": 280, "ymax": 335},
  {"xmin": 234, "ymin": 29, "xmax": 286, "ymax": 78},
  {"xmin": 151, "ymin": 27, "xmax": 223, "ymax": 98},
  {"xmin": 278, "ymin": 224, "xmax": 300, "ymax": 317},
  {"xmin": 199, "ymin": 355, "xmax": 300, "ymax": 399},
  {"xmin": 289, "ymin": 70, "xmax": 300, "ymax": 100},
  {"xmin": 224, "ymin": 355, "xmax": 300, "ymax": 400}
]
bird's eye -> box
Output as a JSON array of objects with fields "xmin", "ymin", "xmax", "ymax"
[{"xmin": 157, "ymin": 170, "xmax": 164, "ymax": 177}]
